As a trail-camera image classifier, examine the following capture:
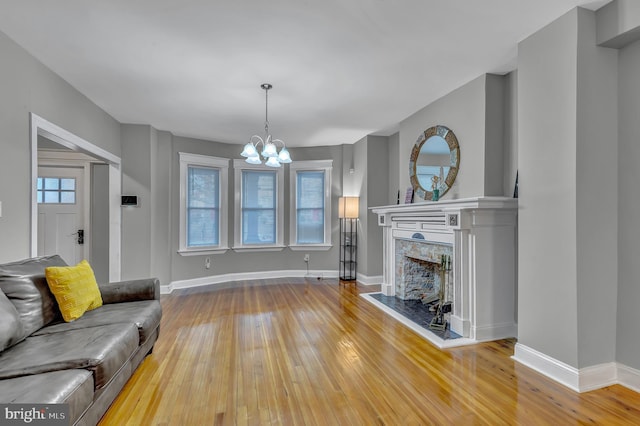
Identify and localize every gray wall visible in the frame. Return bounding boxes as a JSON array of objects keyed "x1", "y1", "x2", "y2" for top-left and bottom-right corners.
[
  {"x1": 518, "y1": 9, "x2": 581, "y2": 366},
  {"x1": 91, "y1": 164, "x2": 110, "y2": 283},
  {"x1": 484, "y1": 74, "x2": 506, "y2": 196},
  {"x1": 119, "y1": 124, "x2": 173, "y2": 286},
  {"x1": 518, "y1": 7, "x2": 619, "y2": 369},
  {"x1": 617, "y1": 38, "x2": 640, "y2": 370},
  {"x1": 397, "y1": 73, "x2": 510, "y2": 201},
  {"x1": 387, "y1": 132, "x2": 400, "y2": 205},
  {"x1": 0, "y1": 30, "x2": 121, "y2": 263},
  {"x1": 365, "y1": 136, "x2": 388, "y2": 278},
  {"x1": 353, "y1": 137, "x2": 368, "y2": 275},
  {"x1": 121, "y1": 124, "x2": 153, "y2": 279},
  {"x1": 503, "y1": 72, "x2": 518, "y2": 197},
  {"x1": 575, "y1": 8, "x2": 618, "y2": 368}
]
